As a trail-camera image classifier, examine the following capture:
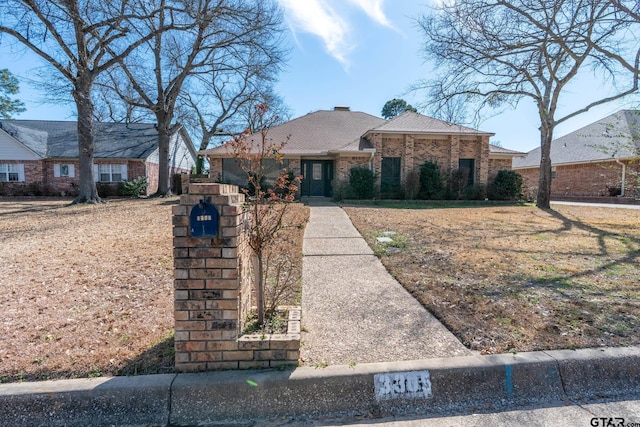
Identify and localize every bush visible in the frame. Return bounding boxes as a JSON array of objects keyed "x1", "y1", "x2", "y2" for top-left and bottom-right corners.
[
  {"x1": 464, "y1": 183, "x2": 487, "y2": 200},
  {"x1": 346, "y1": 167, "x2": 376, "y2": 199},
  {"x1": 404, "y1": 168, "x2": 421, "y2": 200},
  {"x1": 419, "y1": 161, "x2": 443, "y2": 199},
  {"x1": 96, "y1": 182, "x2": 119, "y2": 198},
  {"x1": 440, "y1": 168, "x2": 468, "y2": 200},
  {"x1": 487, "y1": 170, "x2": 524, "y2": 200},
  {"x1": 273, "y1": 171, "x2": 298, "y2": 199},
  {"x1": 119, "y1": 176, "x2": 149, "y2": 197}
]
